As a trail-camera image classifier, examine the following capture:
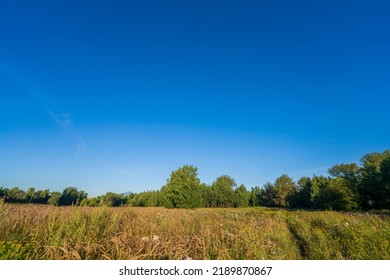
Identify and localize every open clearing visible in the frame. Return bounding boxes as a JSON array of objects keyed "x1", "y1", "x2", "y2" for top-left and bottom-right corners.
[{"x1": 1, "y1": 204, "x2": 389, "y2": 260}]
